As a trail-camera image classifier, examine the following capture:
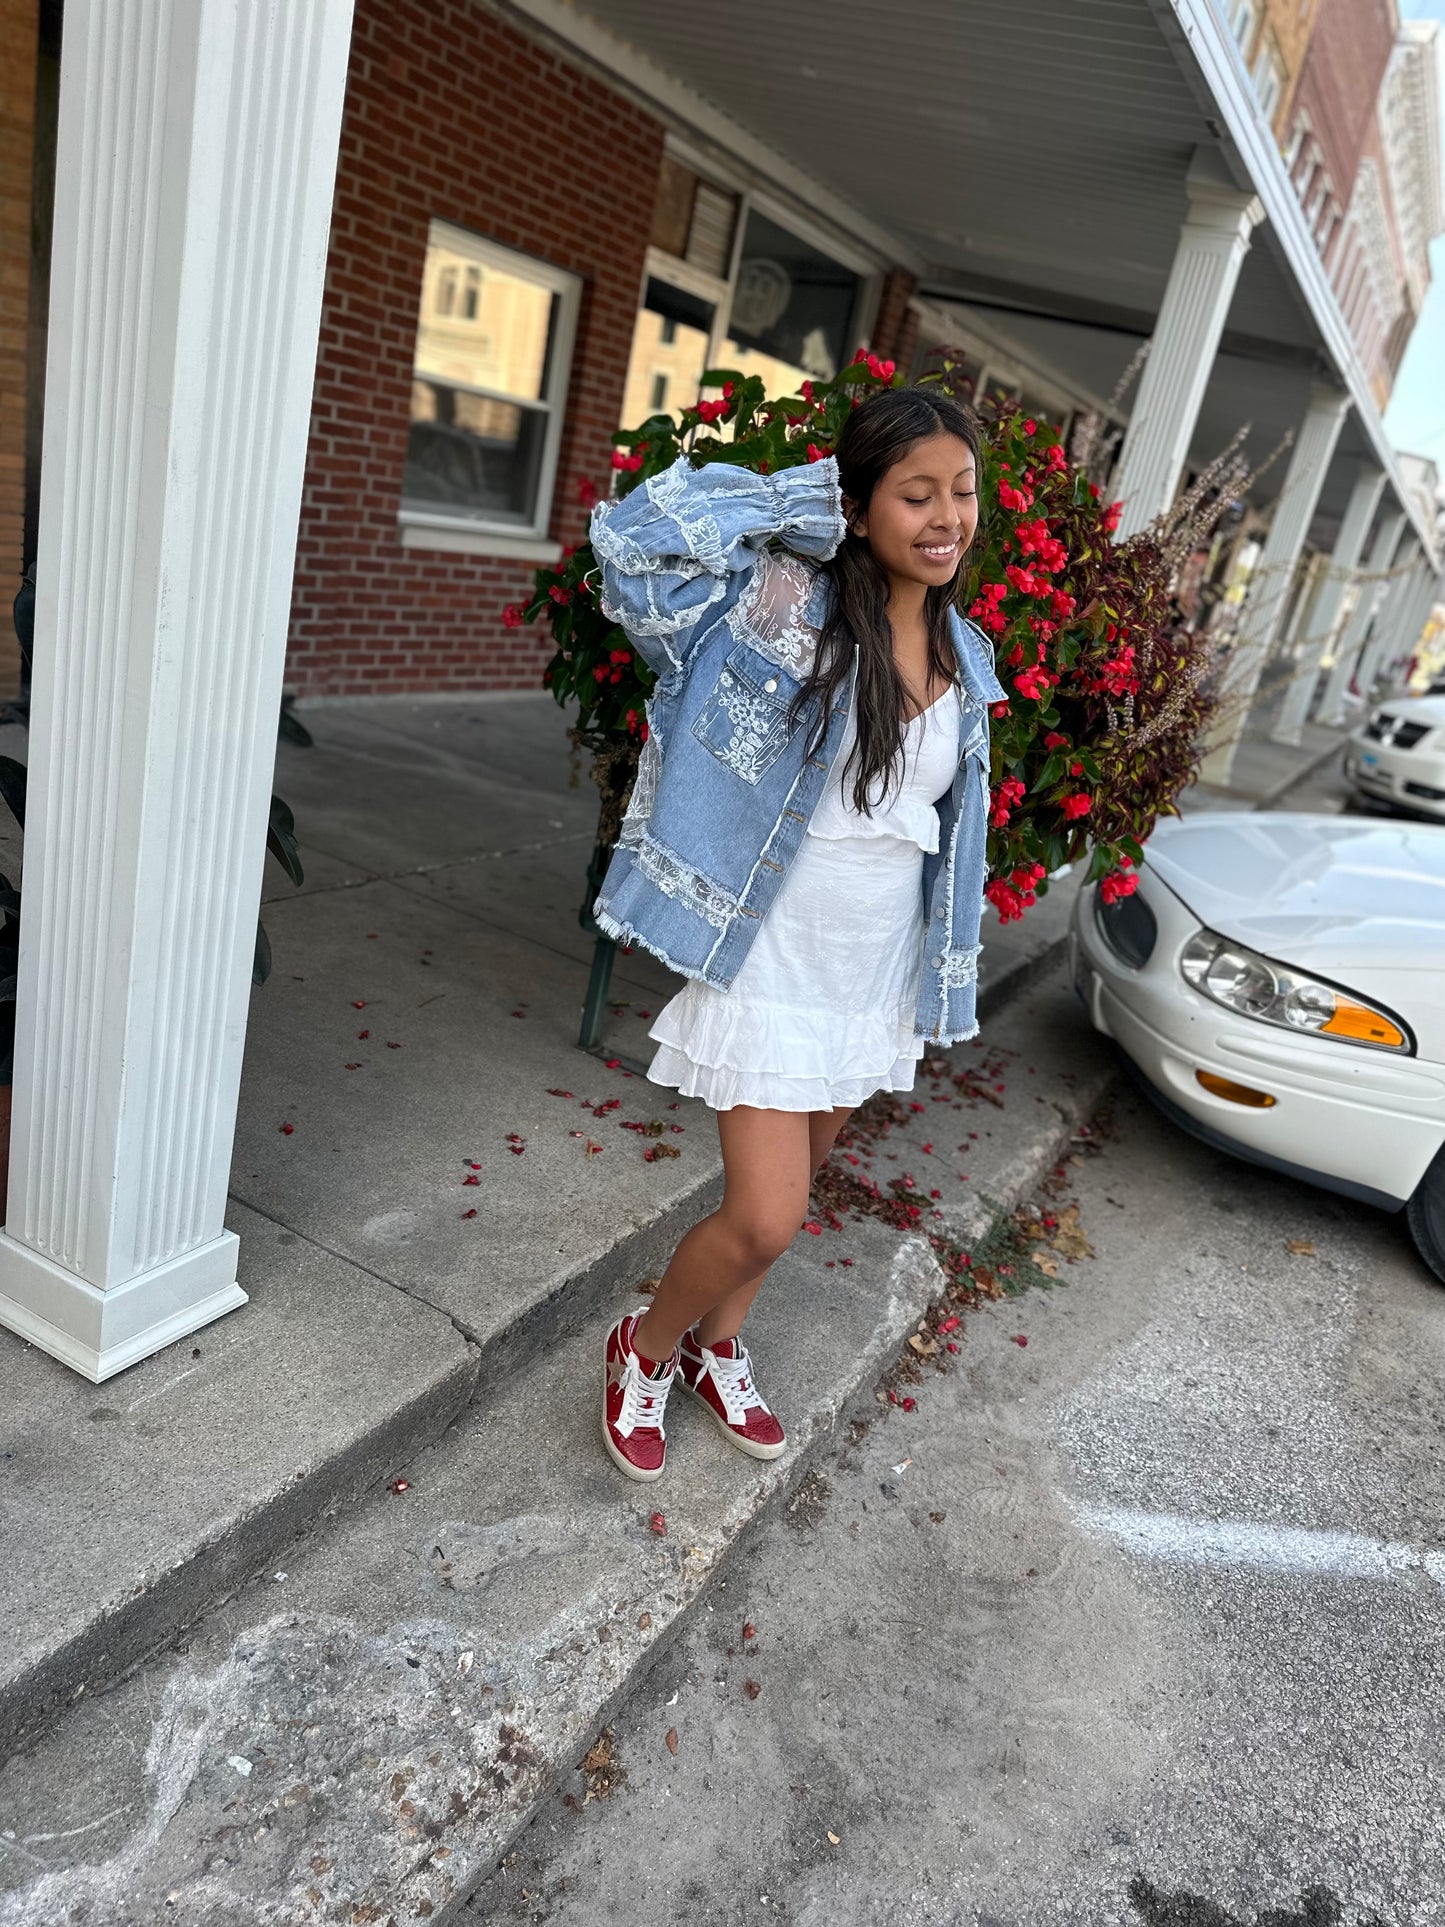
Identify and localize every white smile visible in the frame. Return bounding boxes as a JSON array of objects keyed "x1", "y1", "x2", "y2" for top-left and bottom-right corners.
[{"x1": 915, "y1": 541, "x2": 960, "y2": 561}]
